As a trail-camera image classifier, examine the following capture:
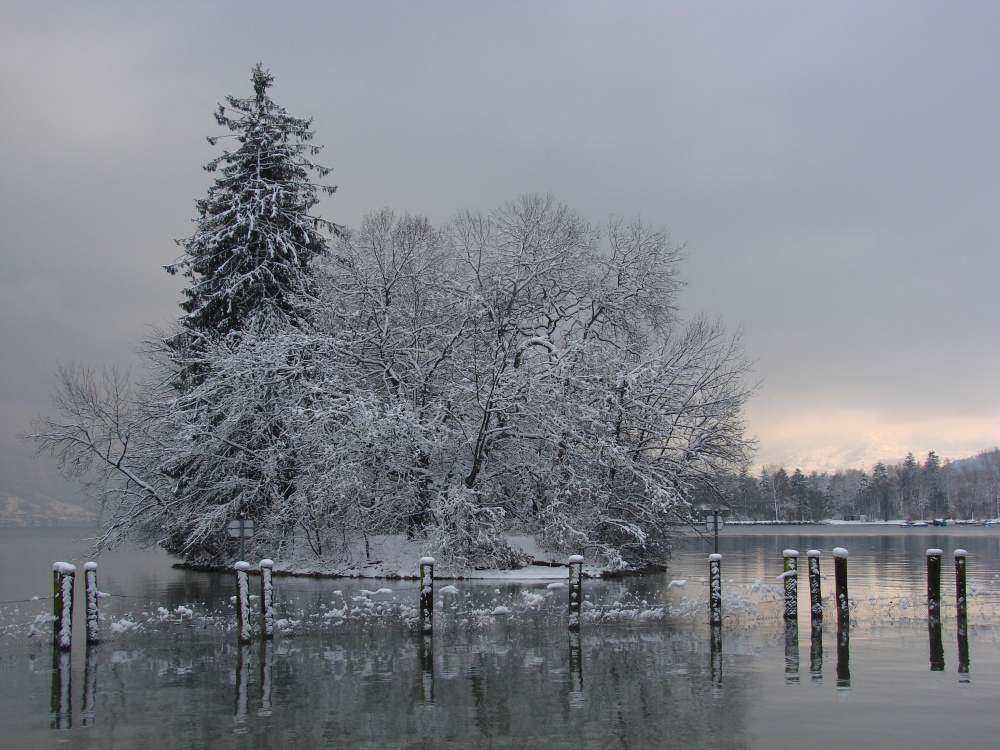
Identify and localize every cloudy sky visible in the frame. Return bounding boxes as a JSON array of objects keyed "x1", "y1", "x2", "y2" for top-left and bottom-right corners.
[{"x1": 2, "y1": 1, "x2": 998, "y2": 499}]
